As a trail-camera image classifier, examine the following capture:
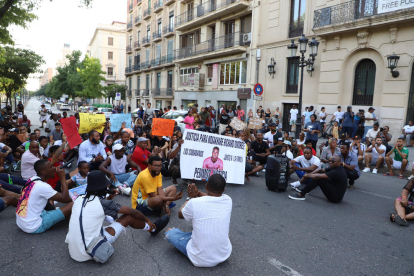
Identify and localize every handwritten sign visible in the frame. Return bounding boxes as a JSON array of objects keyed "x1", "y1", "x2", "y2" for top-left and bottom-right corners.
[
  {"x1": 248, "y1": 118, "x2": 263, "y2": 130},
  {"x1": 79, "y1": 113, "x2": 106, "y2": 134},
  {"x1": 152, "y1": 118, "x2": 175, "y2": 137},
  {"x1": 230, "y1": 117, "x2": 246, "y2": 131},
  {"x1": 60, "y1": 117, "x2": 82, "y2": 149},
  {"x1": 110, "y1": 114, "x2": 132, "y2": 132}
]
